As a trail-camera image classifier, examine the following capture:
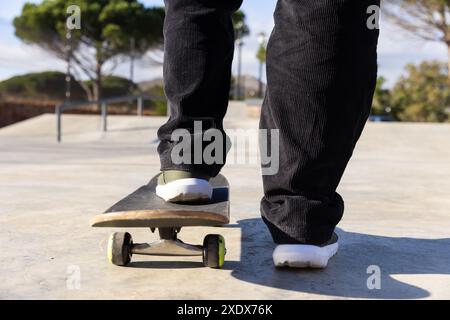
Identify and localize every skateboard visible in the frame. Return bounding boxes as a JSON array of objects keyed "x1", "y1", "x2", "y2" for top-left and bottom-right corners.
[{"x1": 91, "y1": 174, "x2": 229, "y2": 268}]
